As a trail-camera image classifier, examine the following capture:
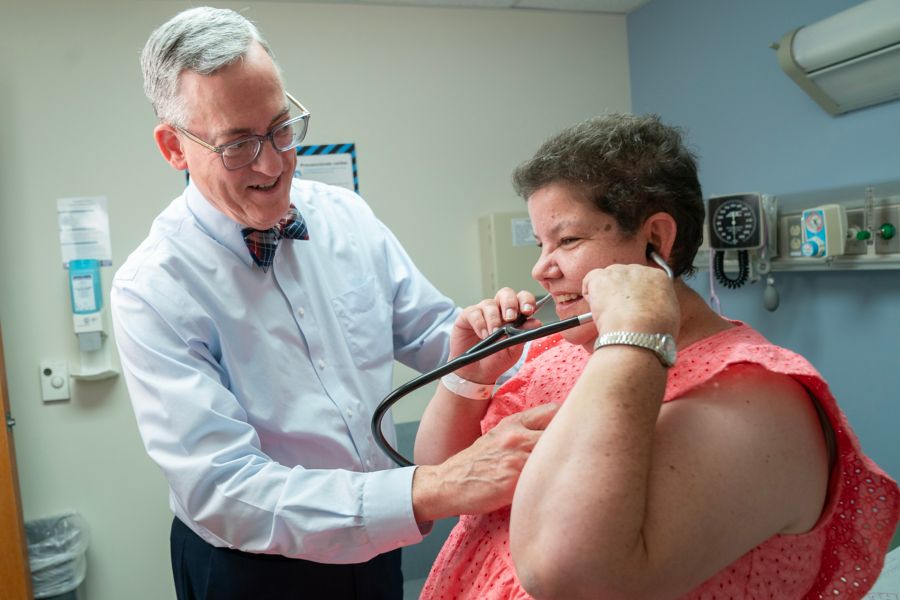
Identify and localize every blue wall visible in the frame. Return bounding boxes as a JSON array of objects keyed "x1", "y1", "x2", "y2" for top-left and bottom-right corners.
[{"x1": 628, "y1": 0, "x2": 900, "y2": 482}]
